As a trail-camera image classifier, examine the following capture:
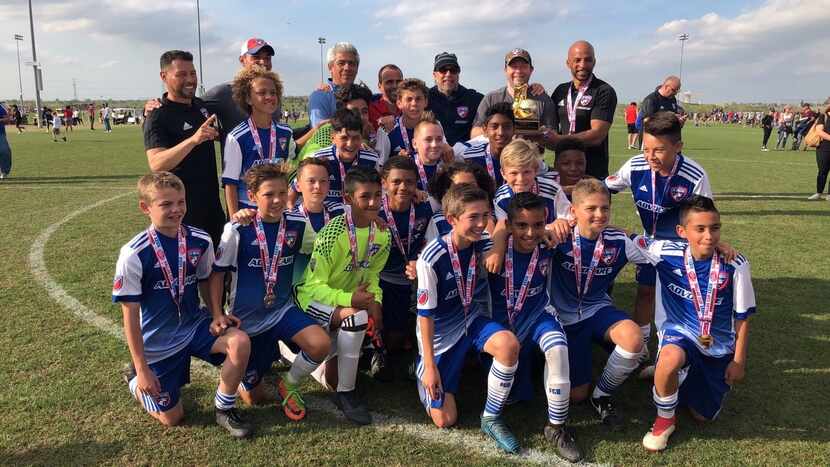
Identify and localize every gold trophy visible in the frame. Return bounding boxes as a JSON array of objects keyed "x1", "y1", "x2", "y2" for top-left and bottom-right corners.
[{"x1": 512, "y1": 84, "x2": 540, "y2": 135}]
